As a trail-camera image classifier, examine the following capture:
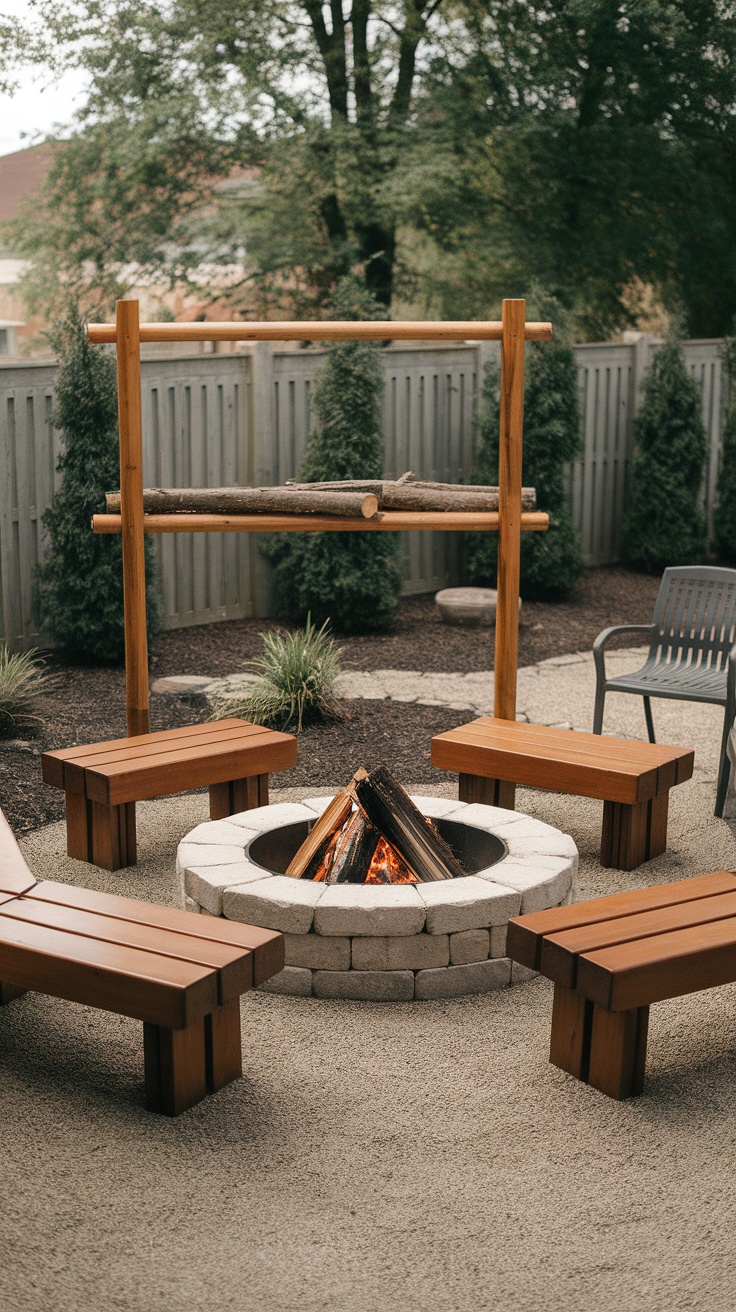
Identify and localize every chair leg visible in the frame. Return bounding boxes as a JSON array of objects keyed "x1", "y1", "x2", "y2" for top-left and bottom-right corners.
[
  {"x1": 643, "y1": 696, "x2": 656, "y2": 743},
  {"x1": 592, "y1": 683, "x2": 605, "y2": 735},
  {"x1": 714, "y1": 705, "x2": 733, "y2": 818}
]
